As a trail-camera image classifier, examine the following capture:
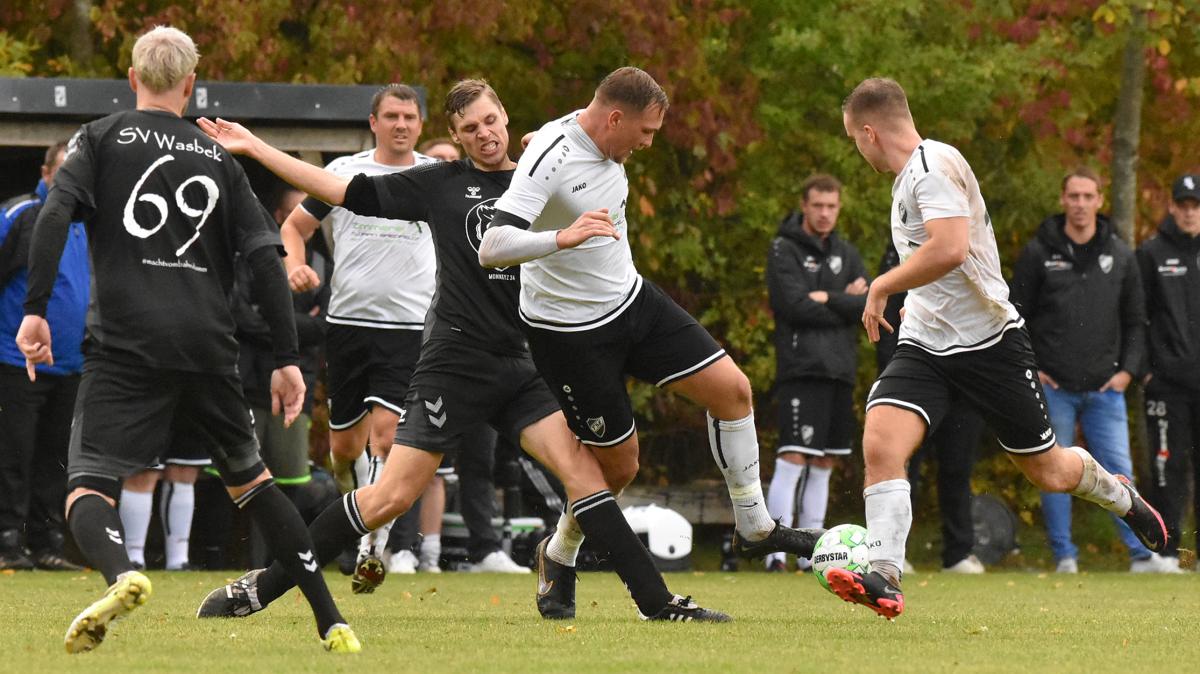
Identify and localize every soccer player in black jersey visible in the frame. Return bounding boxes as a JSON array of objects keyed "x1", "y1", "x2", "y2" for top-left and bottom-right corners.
[
  {"x1": 195, "y1": 80, "x2": 729, "y2": 623},
  {"x1": 15, "y1": 27, "x2": 358, "y2": 653}
]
